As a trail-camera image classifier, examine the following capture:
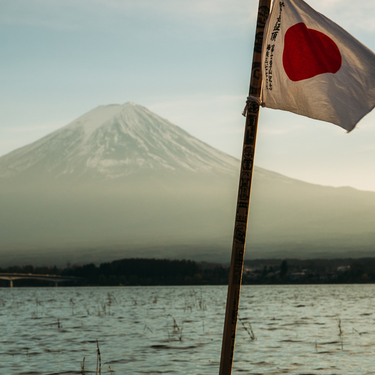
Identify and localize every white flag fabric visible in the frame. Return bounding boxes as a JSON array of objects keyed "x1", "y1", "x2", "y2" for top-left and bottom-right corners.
[{"x1": 261, "y1": 0, "x2": 375, "y2": 132}]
